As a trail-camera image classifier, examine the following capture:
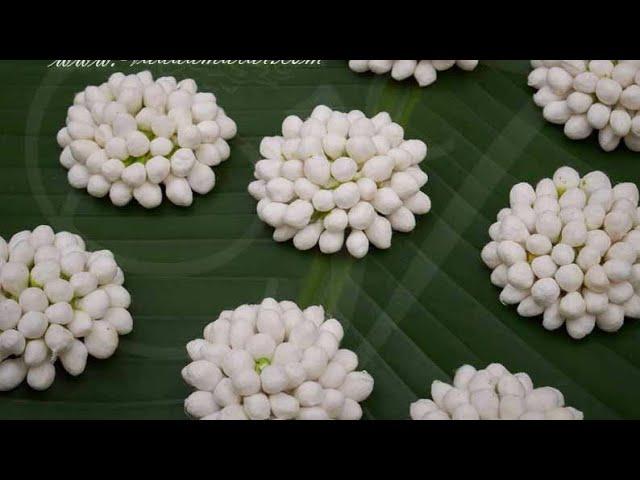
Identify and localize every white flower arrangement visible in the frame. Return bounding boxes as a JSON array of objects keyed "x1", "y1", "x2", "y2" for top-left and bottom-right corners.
[
  {"x1": 57, "y1": 71, "x2": 237, "y2": 208},
  {"x1": 349, "y1": 60, "x2": 478, "y2": 87},
  {"x1": 248, "y1": 106, "x2": 432, "y2": 258},
  {"x1": 183, "y1": 299, "x2": 374, "y2": 420},
  {"x1": 411, "y1": 363, "x2": 583, "y2": 420},
  {"x1": 528, "y1": 60, "x2": 640, "y2": 152},
  {"x1": 0, "y1": 226, "x2": 132, "y2": 391},
  {"x1": 482, "y1": 167, "x2": 640, "y2": 339}
]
